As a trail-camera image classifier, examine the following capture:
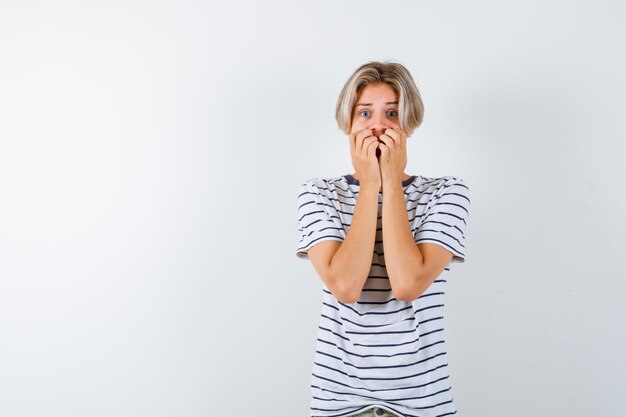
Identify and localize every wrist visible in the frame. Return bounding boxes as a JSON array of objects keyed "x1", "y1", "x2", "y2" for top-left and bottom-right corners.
[
  {"x1": 358, "y1": 176, "x2": 382, "y2": 190},
  {"x1": 359, "y1": 184, "x2": 380, "y2": 196},
  {"x1": 382, "y1": 175, "x2": 404, "y2": 186},
  {"x1": 381, "y1": 180, "x2": 404, "y2": 196}
]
